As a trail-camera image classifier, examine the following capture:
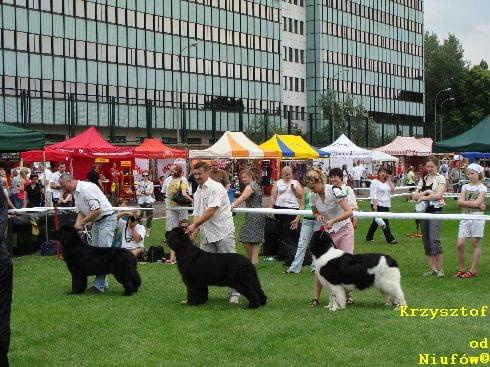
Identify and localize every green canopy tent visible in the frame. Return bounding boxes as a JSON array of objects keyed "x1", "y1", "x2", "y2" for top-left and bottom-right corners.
[
  {"x1": 433, "y1": 114, "x2": 490, "y2": 153},
  {"x1": 0, "y1": 123, "x2": 45, "y2": 152}
]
